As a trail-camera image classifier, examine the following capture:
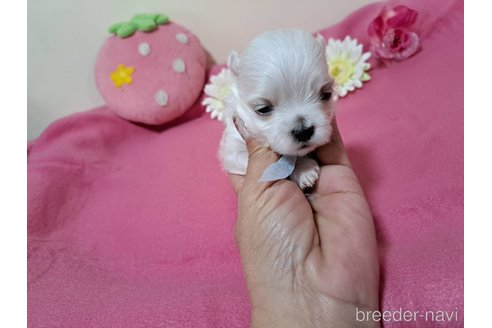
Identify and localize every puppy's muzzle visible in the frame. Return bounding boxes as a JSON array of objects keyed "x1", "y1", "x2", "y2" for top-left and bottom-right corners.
[{"x1": 291, "y1": 125, "x2": 315, "y2": 142}]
